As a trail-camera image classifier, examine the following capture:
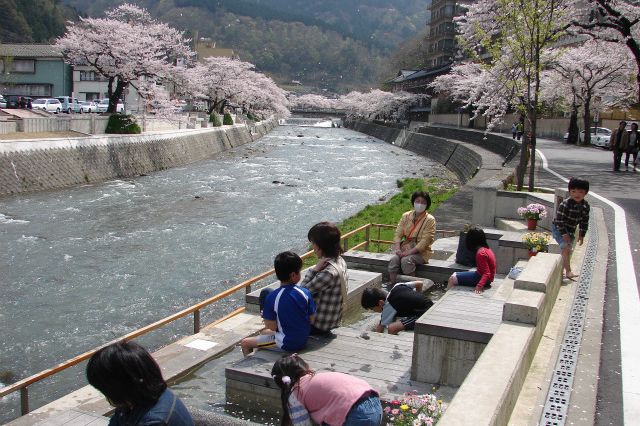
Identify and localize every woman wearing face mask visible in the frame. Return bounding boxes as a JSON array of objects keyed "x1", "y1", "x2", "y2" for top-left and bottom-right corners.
[{"x1": 388, "y1": 191, "x2": 436, "y2": 285}]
